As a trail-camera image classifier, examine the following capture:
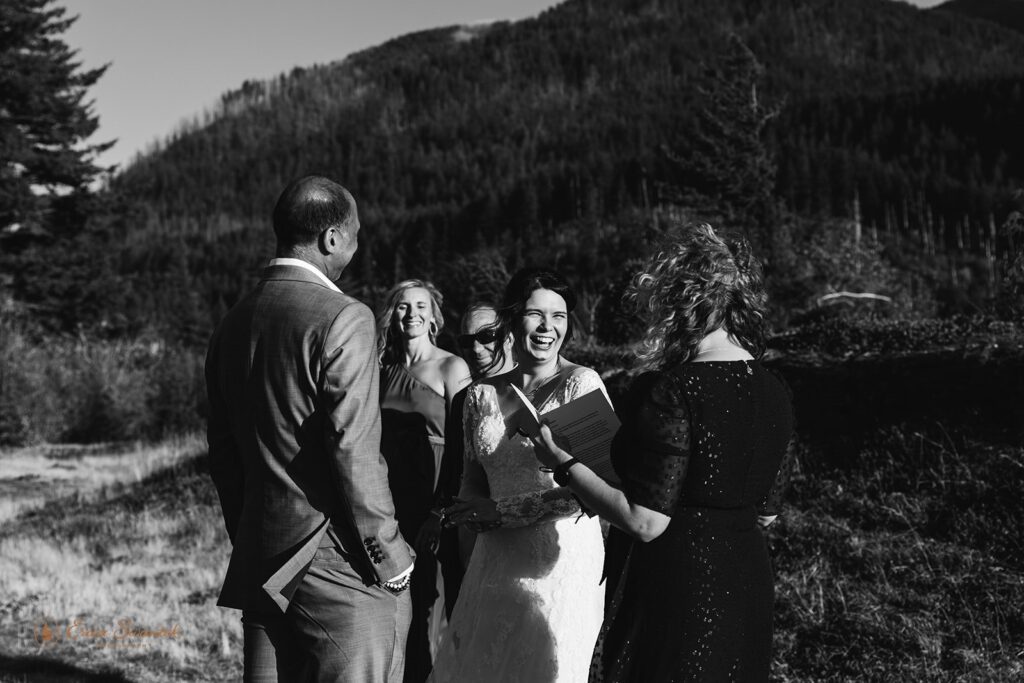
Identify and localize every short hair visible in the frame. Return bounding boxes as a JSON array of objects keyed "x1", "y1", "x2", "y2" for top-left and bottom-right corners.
[
  {"x1": 272, "y1": 175, "x2": 356, "y2": 249},
  {"x1": 627, "y1": 222, "x2": 767, "y2": 370},
  {"x1": 487, "y1": 267, "x2": 577, "y2": 373},
  {"x1": 375, "y1": 279, "x2": 446, "y2": 364}
]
